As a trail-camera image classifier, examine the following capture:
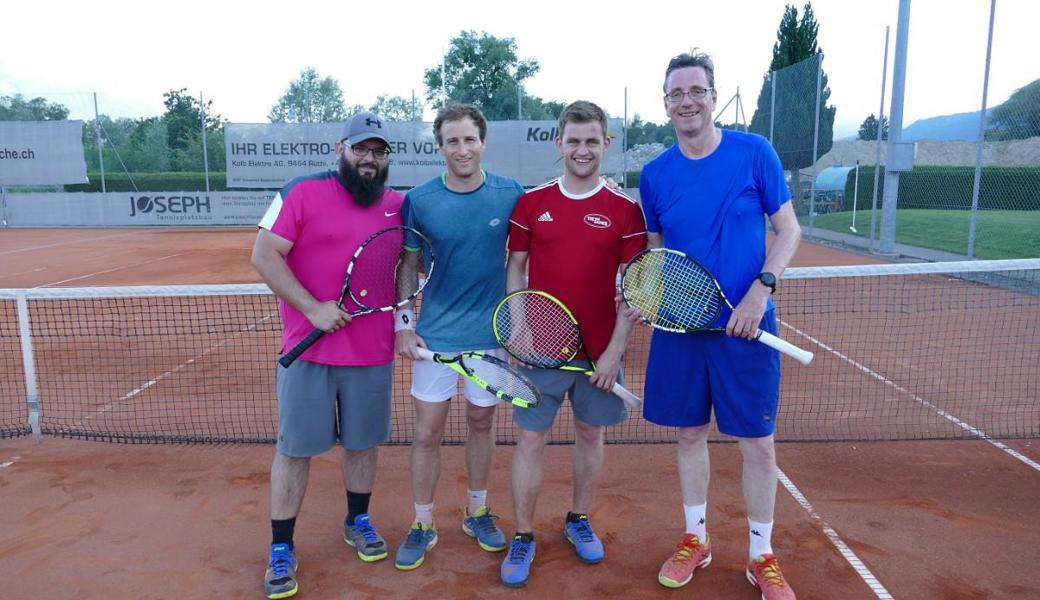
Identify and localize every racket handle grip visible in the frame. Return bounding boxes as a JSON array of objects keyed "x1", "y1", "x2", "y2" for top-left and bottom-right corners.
[
  {"x1": 611, "y1": 382, "x2": 643, "y2": 410},
  {"x1": 278, "y1": 328, "x2": 326, "y2": 368},
  {"x1": 757, "y1": 330, "x2": 814, "y2": 365},
  {"x1": 413, "y1": 347, "x2": 436, "y2": 361}
]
